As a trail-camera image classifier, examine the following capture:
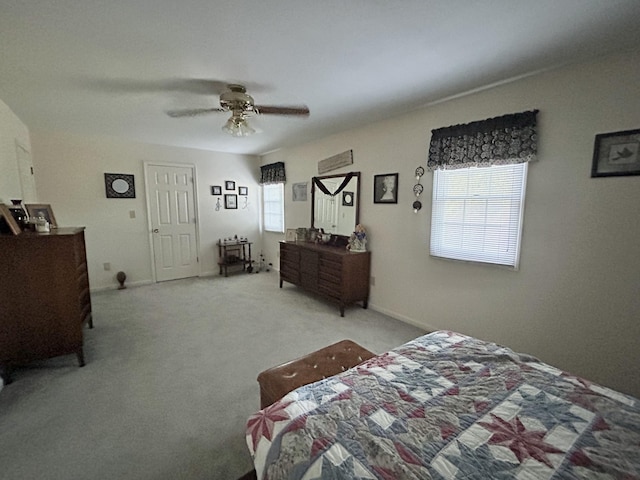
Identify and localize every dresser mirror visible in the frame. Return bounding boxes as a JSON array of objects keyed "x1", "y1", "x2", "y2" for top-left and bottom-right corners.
[{"x1": 311, "y1": 171, "x2": 360, "y2": 236}]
